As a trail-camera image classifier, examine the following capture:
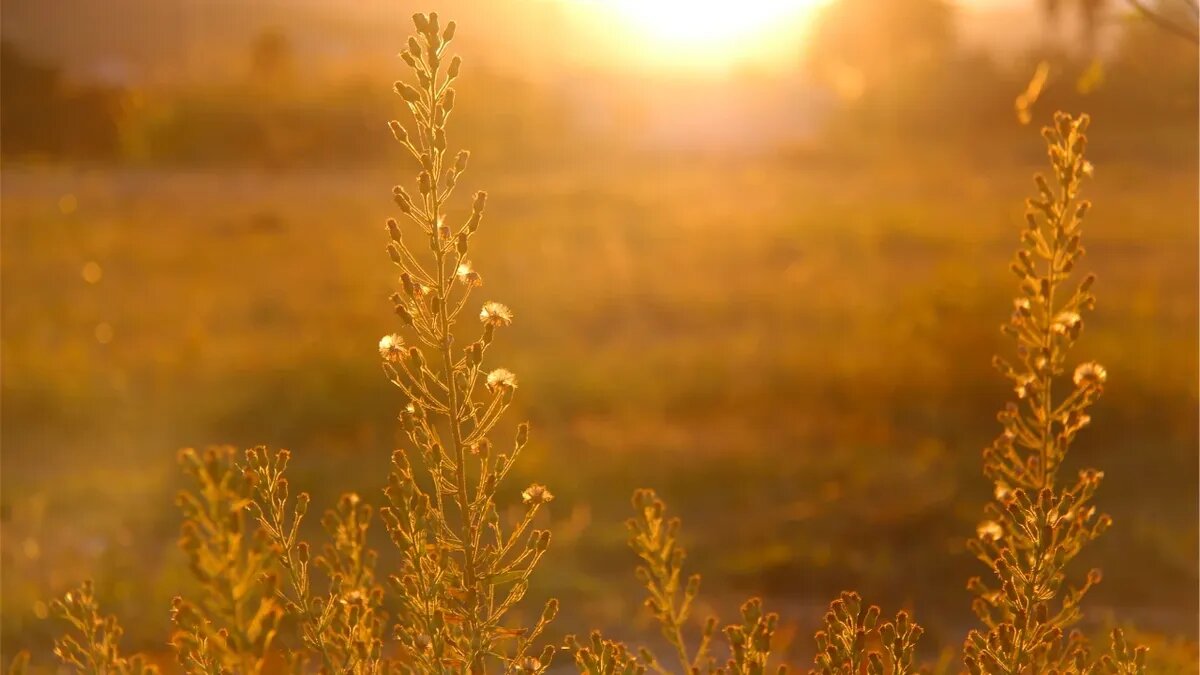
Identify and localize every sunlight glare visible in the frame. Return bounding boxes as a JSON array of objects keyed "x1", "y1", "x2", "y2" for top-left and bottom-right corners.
[{"x1": 575, "y1": 0, "x2": 828, "y2": 71}]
